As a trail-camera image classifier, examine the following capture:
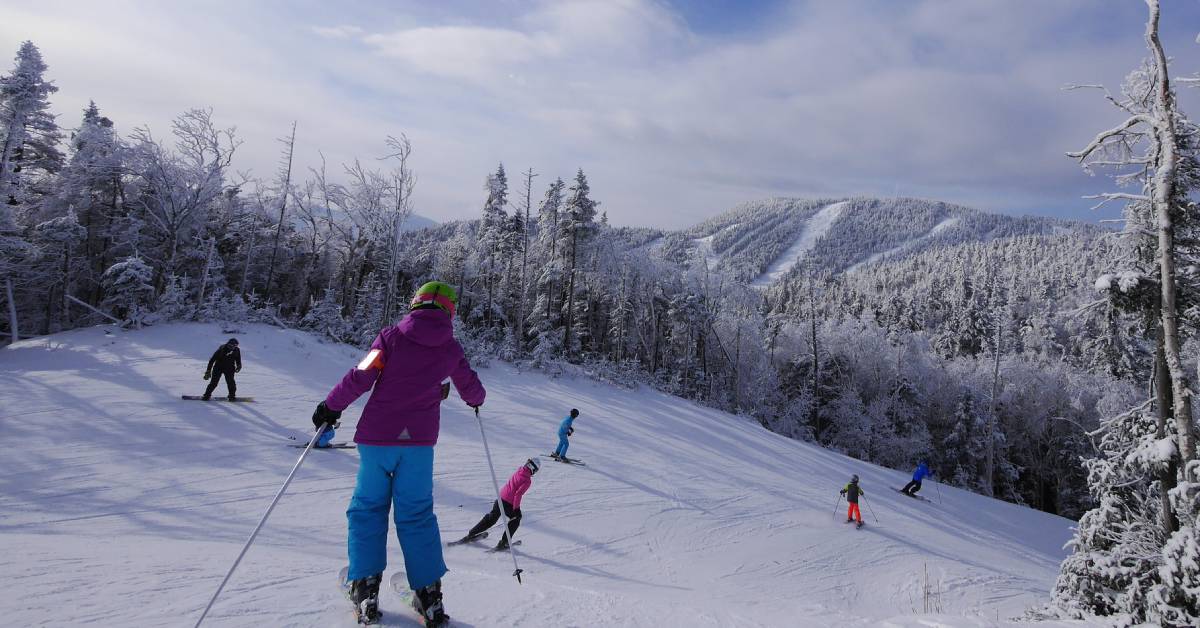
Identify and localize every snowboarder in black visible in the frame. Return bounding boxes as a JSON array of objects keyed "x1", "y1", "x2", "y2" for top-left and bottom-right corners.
[{"x1": 203, "y1": 338, "x2": 241, "y2": 400}]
